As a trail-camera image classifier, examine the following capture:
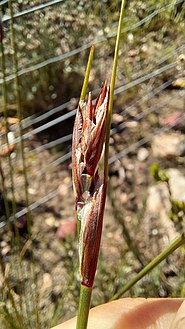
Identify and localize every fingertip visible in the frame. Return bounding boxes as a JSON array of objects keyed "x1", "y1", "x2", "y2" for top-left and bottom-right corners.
[
  {"x1": 51, "y1": 298, "x2": 185, "y2": 329},
  {"x1": 114, "y1": 298, "x2": 184, "y2": 329},
  {"x1": 170, "y1": 300, "x2": 185, "y2": 329}
]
